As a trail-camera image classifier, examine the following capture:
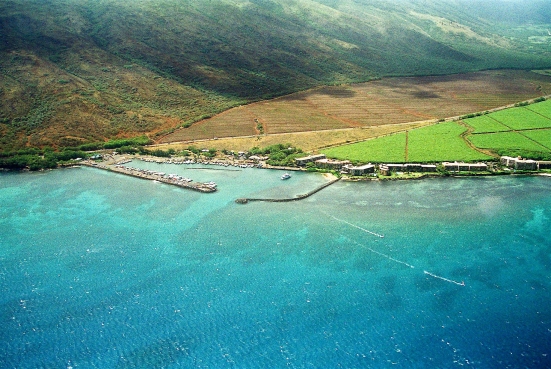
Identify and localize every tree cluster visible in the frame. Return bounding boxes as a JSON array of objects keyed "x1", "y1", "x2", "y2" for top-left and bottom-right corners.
[{"x1": 250, "y1": 143, "x2": 303, "y2": 166}]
